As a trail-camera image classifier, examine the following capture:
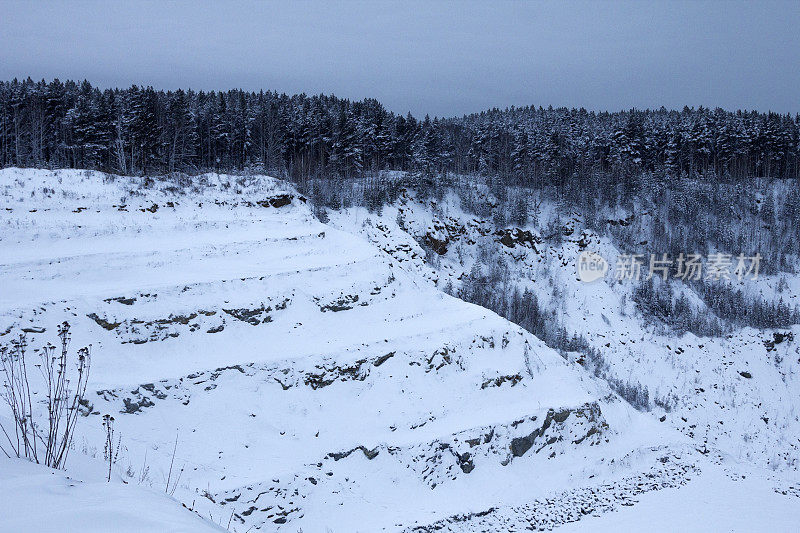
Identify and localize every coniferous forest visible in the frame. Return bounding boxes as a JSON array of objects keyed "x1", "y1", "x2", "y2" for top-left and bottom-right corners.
[{"x1": 1, "y1": 78, "x2": 799, "y2": 184}]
